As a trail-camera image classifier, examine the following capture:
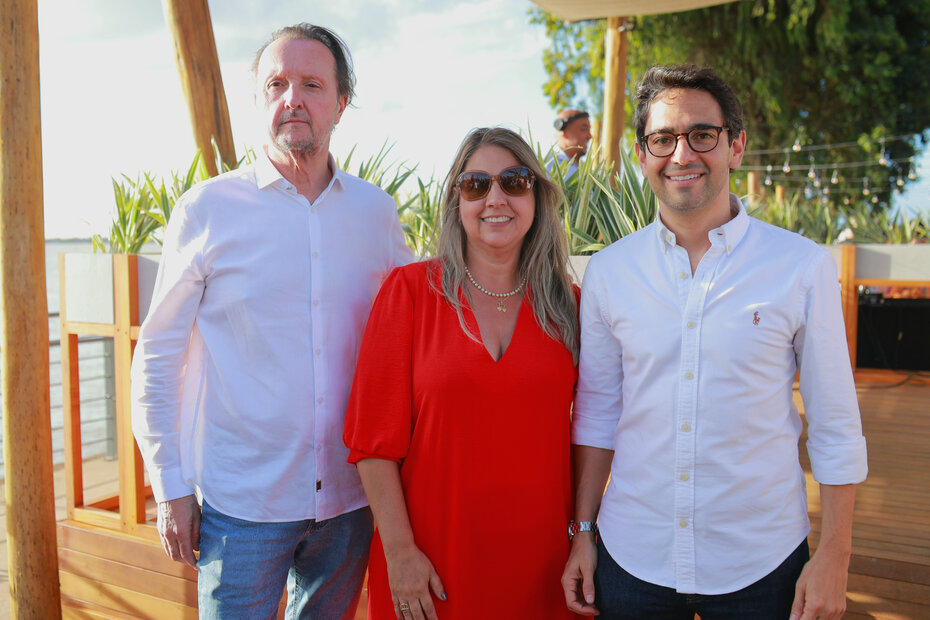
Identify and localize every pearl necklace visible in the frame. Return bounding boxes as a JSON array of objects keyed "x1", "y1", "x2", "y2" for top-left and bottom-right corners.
[{"x1": 463, "y1": 265, "x2": 527, "y2": 313}]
